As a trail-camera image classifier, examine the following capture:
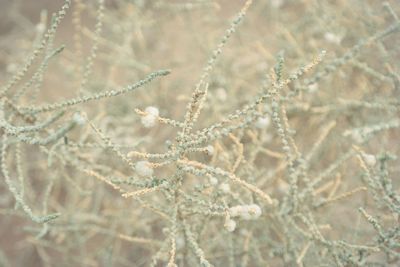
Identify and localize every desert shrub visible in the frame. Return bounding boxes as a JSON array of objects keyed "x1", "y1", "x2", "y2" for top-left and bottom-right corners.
[{"x1": 0, "y1": 0, "x2": 399, "y2": 266}]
